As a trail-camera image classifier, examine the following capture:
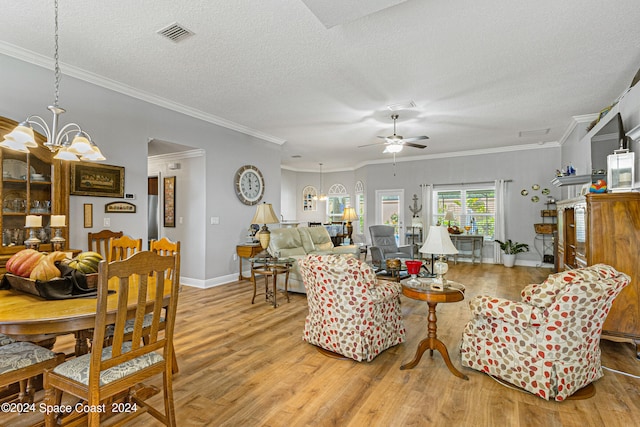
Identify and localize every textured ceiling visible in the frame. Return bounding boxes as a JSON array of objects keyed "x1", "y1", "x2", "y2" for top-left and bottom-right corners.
[{"x1": 1, "y1": 0, "x2": 639, "y2": 171}]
